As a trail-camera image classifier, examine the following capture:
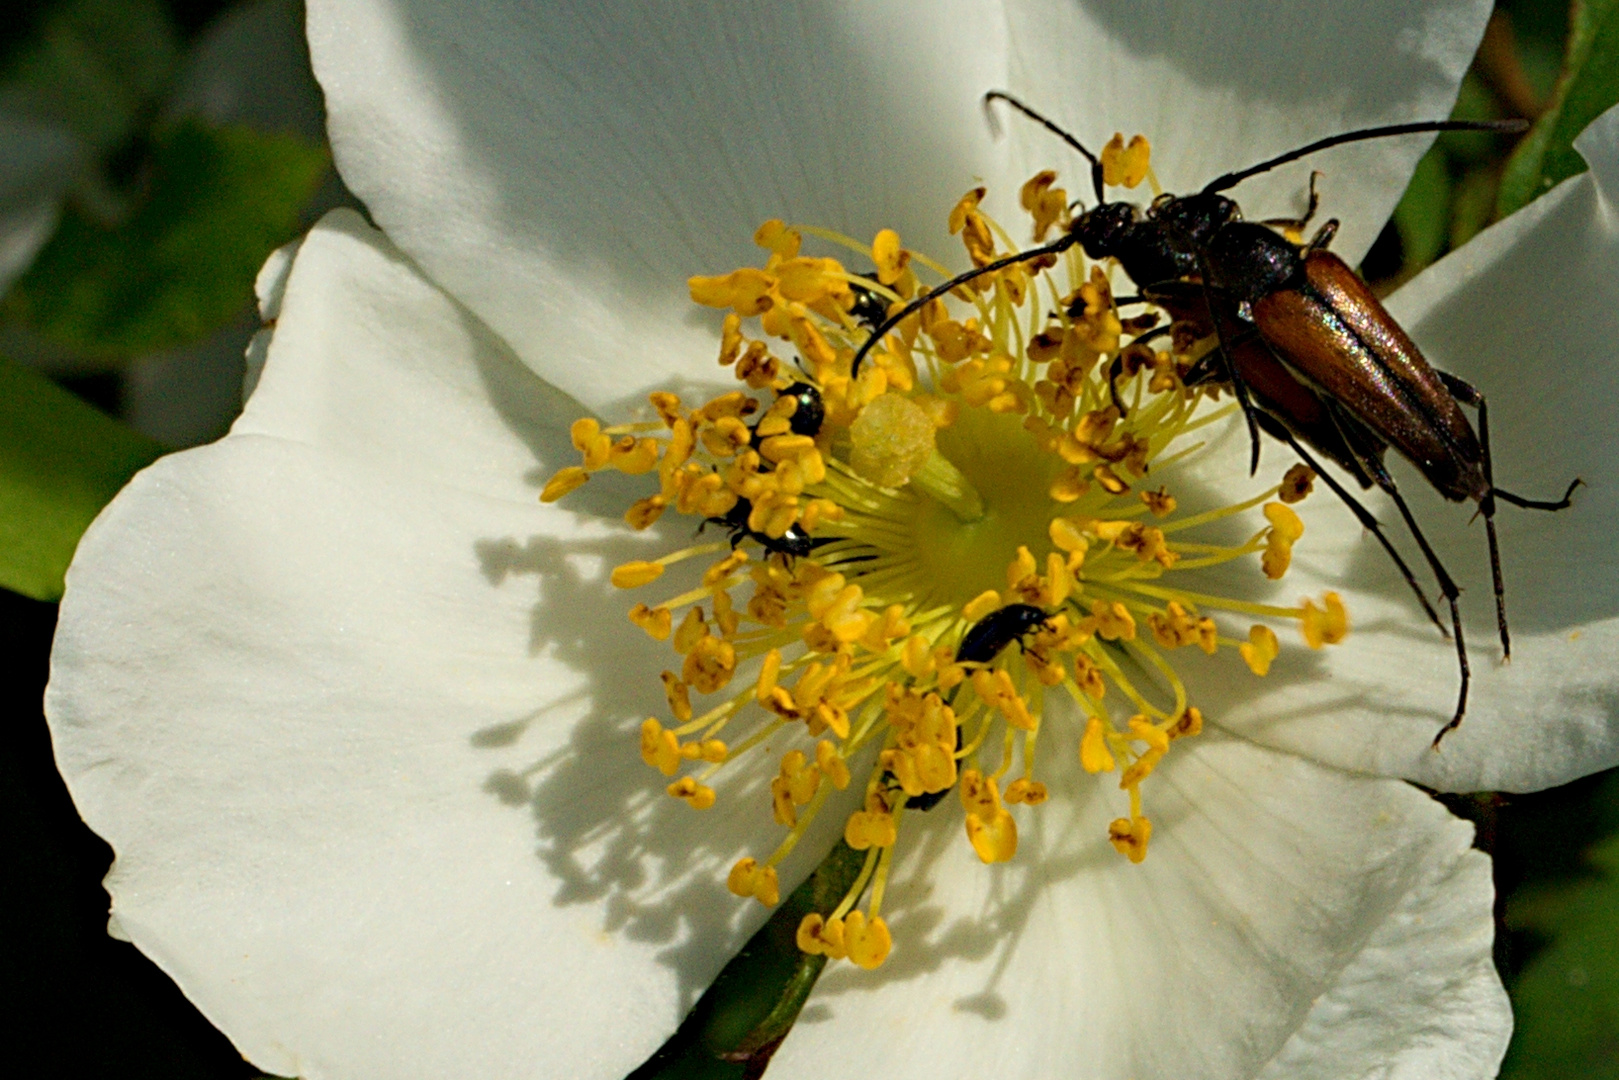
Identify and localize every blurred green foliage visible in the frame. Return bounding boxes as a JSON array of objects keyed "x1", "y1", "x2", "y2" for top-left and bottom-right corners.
[
  {"x1": 1374, "y1": 0, "x2": 1619, "y2": 286},
  {"x1": 0, "y1": 354, "x2": 162, "y2": 600},
  {"x1": 1500, "y1": 775, "x2": 1619, "y2": 1077},
  {"x1": 1500, "y1": 0, "x2": 1619, "y2": 215},
  {"x1": 1, "y1": 119, "x2": 327, "y2": 358},
  {"x1": 3, "y1": 0, "x2": 179, "y2": 153}
]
